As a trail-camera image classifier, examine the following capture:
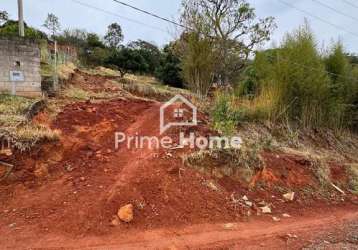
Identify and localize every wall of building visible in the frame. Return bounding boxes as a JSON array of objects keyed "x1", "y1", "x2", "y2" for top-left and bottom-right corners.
[{"x1": 0, "y1": 37, "x2": 42, "y2": 98}]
